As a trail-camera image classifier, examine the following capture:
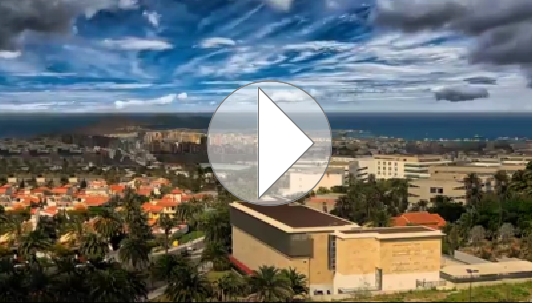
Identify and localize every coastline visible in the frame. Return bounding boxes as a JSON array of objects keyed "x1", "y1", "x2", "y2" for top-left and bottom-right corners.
[{"x1": 0, "y1": 112, "x2": 530, "y2": 141}]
